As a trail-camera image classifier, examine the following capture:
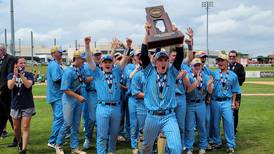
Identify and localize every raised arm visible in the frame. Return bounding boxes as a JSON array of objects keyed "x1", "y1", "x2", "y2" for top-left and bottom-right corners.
[
  {"x1": 129, "y1": 64, "x2": 140, "y2": 79},
  {"x1": 140, "y1": 23, "x2": 151, "y2": 69},
  {"x1": 85, "y1": 37, "x2": 96, "y2": 71},
  {"x1": 172, "y1": 25, "x2": 184, "y2": 70},
  {"x1": 185, "y1": 27, "x2": 194, "y2": 64},
  {"x1": 119, "y1": 37, "x2": 131, "y2": 70},
  {"x1": 110, "y1": 38, "x2": 118, "y2": 56}
]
